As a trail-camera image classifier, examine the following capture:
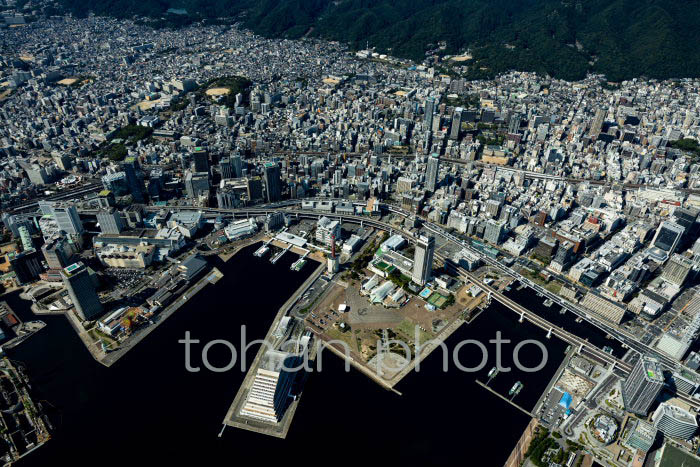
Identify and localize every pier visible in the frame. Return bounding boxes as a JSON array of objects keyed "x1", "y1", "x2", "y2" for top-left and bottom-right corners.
[
  {"x1": 475, "y1": 380, "x2": 534, "y2": 418},
  {"x1": 222, "y1": 261, "x2": 325, "y2": 439},
  {"x1": 270, "y1": 244, "x2": 291, "y2": 264},
  {"x1": 291, "y1": 251, "x2": 309, "y2": 271},
  {"x1": 254, "y1": 239, "x2": 272, "y2": 257}
]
